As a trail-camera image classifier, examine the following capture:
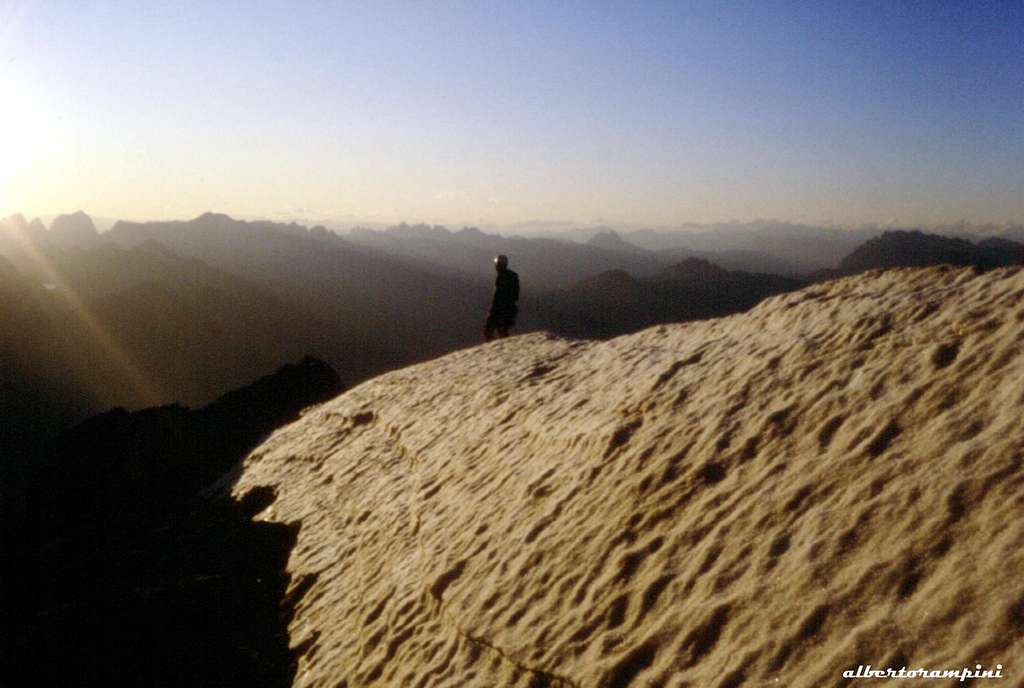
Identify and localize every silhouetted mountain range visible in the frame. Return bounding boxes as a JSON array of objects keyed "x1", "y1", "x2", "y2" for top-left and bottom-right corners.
[
  {"x1": 1, "y1": 211, "x2": 100, "y2": 256},
  {"x1": 105, "y1": 214, "x2": 487, "y2": 373},
  {"x1": 1, "y1": 213, "x2": 46, "y2": 262},
  {"x1": 347, "y1": 222, "x2": 668, "y2": 288},
  {"x1": 546, "y1": 221, "x2": 880, "y2": 273},
  {"x1": 587, "y1": 229, "x2": 649, "y2": 255},
  {"x1": 6, "y1": 212, "x2": 1024, "y2": 461},
  {"x1": 826, "y1": 230, "x2": 1024, "y2": 277},
  {"x1": 349, "y1": 223, "x2": 856, "y2": 279},
  {"x1": 0, "y1": 238, "x2": 346, "y2": 459},
  {"x1": 577, "y1": 220, "x2": 1024, "y2": 273},
  {"x1": 656, "y1": 245, "x2": 805, "y2": 277},
  {"x1": 541, "y1": 258, "x2": 804, "y2": 339}
]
